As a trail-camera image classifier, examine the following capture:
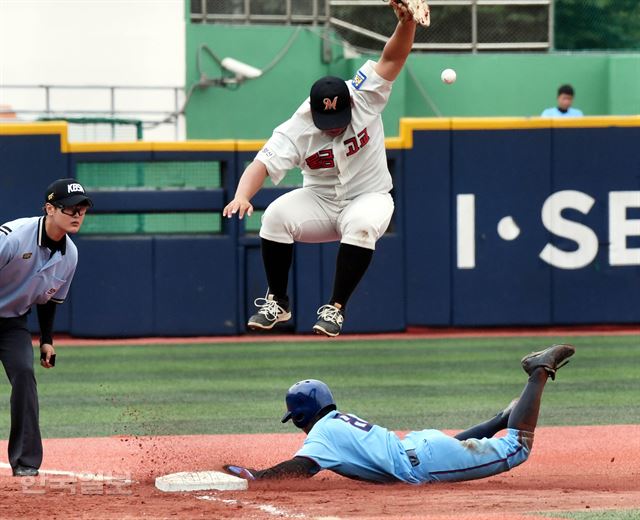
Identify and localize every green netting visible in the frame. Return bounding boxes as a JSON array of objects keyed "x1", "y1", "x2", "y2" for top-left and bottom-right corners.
[
  {"x1": 243, "y1": 161, "x2": 302, "y2": 188},
  {"x1": 39, "y1": 117, "x2": 143, "y2": 141},
  {"x1": 555, "y1": 0, "x2": 640, "y2": 50},
  {"x1": 80, "y1": 212, "x2": 222, "y2": 235},
  {"x1": 265, "y1": 168, "x2": 303, "y2": 188},
  {"x1": 244, "y1": 210, "x2": 263, "y2": 233},
  {"x1": 77, "y1": 161, "x2": 222, "y2": 189}
]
